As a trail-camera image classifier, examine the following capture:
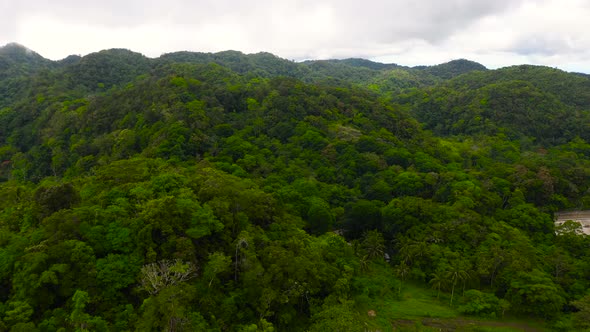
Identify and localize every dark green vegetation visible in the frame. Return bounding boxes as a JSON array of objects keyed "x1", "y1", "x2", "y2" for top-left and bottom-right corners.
[{"x1": 1, "y1": 42, "x2": 590, "y2": 331}]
